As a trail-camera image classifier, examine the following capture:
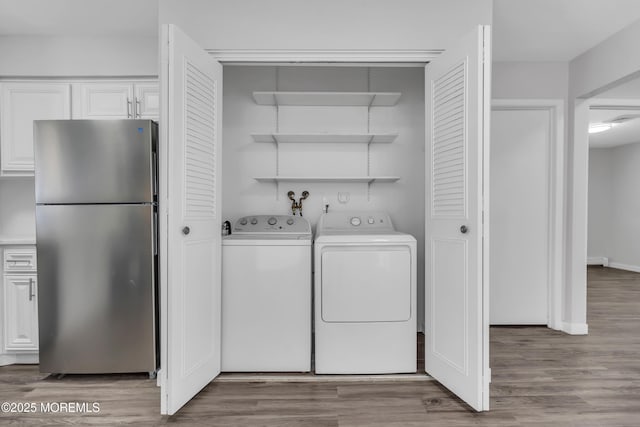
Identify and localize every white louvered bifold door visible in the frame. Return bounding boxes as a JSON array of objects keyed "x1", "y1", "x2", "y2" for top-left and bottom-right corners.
[
  {"x1": 160, "y1": 24, "x2": 223, "y2": 415},
  {"x1": 424, "y1": 26, "x2": 491, "y2": 412}
]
